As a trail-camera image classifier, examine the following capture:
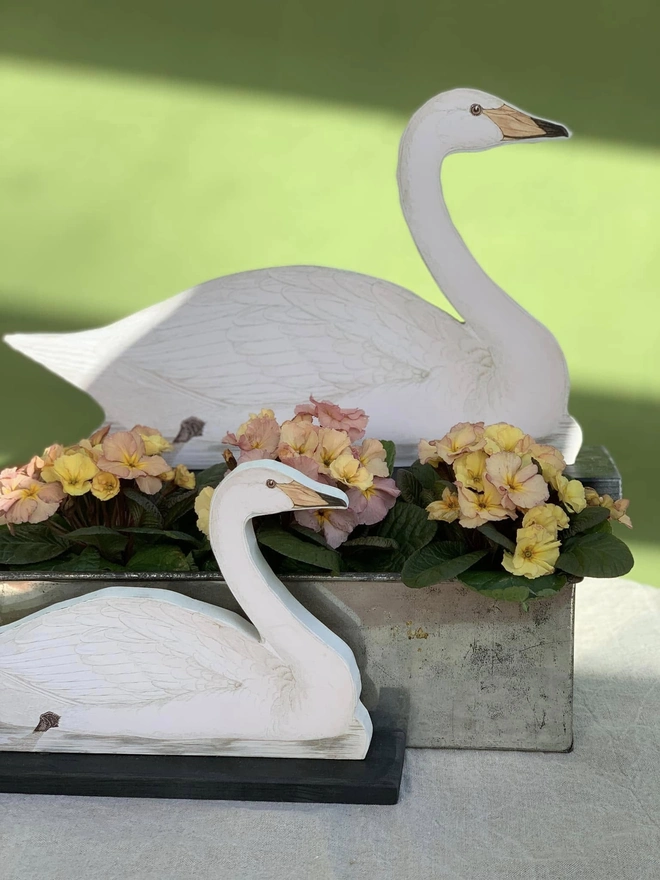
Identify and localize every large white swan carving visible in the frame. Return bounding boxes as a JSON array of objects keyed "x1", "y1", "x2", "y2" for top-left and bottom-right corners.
[
  {"x1": 0, "y1": 461, "x2": 372, "y2": 758},
  {"x1": 4, "y1": 88, "x2": 581, "y2": 466}
]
